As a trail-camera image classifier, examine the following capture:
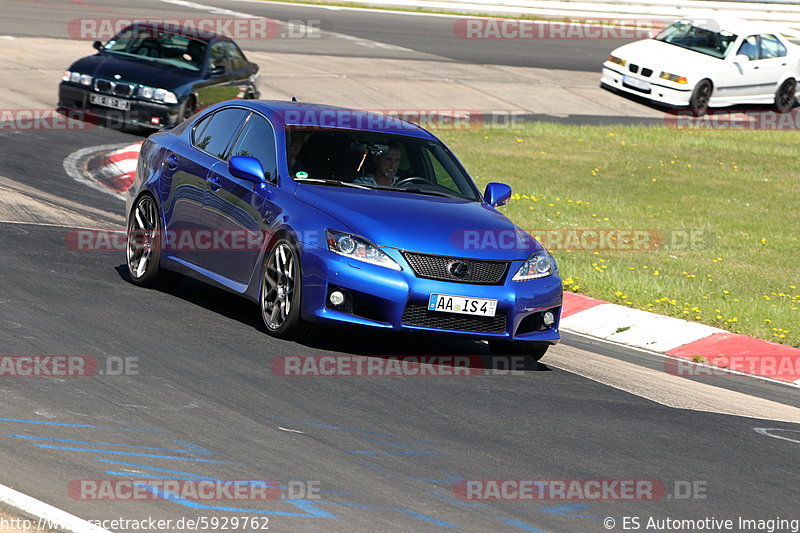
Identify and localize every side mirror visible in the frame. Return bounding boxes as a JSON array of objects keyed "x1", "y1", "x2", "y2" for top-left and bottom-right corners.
[
  {"x1": 229, "y1": 156, "x2": 267, "y2": 184},
  {"x1": 209, "y1": 65, "x2": 226, "y2": 76},
  {"x1": 733, "y1": 54, "x2": 750, "y2": 63},
  {"x1": 93, "y1": 40, "x2": 103, "y2": 51},
  {"x1": 484, "y1": 182, "x2": 512, "y2": 207}
]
